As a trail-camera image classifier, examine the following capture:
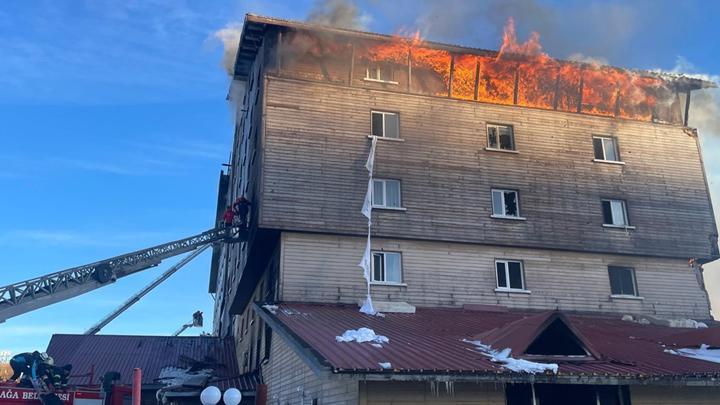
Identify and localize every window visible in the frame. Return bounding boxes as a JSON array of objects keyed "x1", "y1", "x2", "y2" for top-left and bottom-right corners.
[
  {"x1": 372, "y1": 179, "x2": 401, "y2": 208},
  {"x1": 601, "y1": 199, "x2": 629, "y2": 227},
  {"x1": 593, "y1": 136, "x2": 620, "y2": 162},
  {"x1": 372, "y1": 251, "x2": 402, "y2": 283},
  {"x1": 371, "y1": 111, "x2": 399, "y2": 138},
  {"x1": 365, "y1": 64, "x2": 395, "y2": 83},
  {"x1": 487, "y1": 124, "x2": 515, "y2": 151},
  {"x1": 495, "y1": 260, "x2": 525, "y2": 290},
  {"x1": 608, "y1": 266, "x2": 638, "y2": 296},
  {"x1": 492, "y1": 189, "x2": 522, "y2": 219}
]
